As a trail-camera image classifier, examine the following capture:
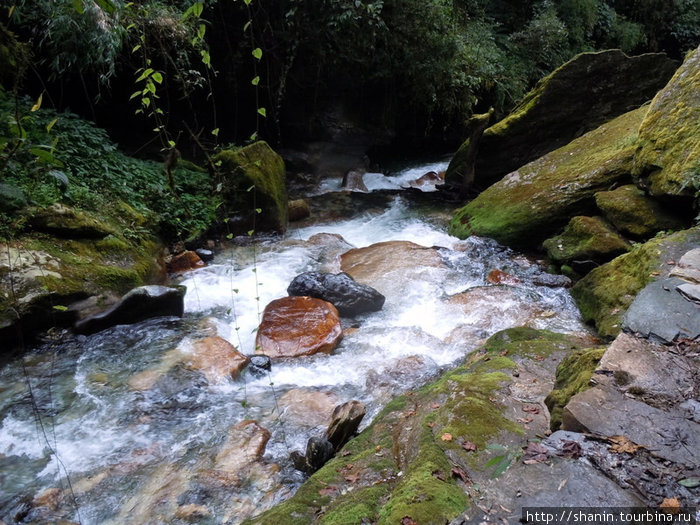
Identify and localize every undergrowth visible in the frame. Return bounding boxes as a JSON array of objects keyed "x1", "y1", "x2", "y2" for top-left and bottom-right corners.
[{"x1": 0, "y1": 88, "x2": 220, "y2": 241}]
